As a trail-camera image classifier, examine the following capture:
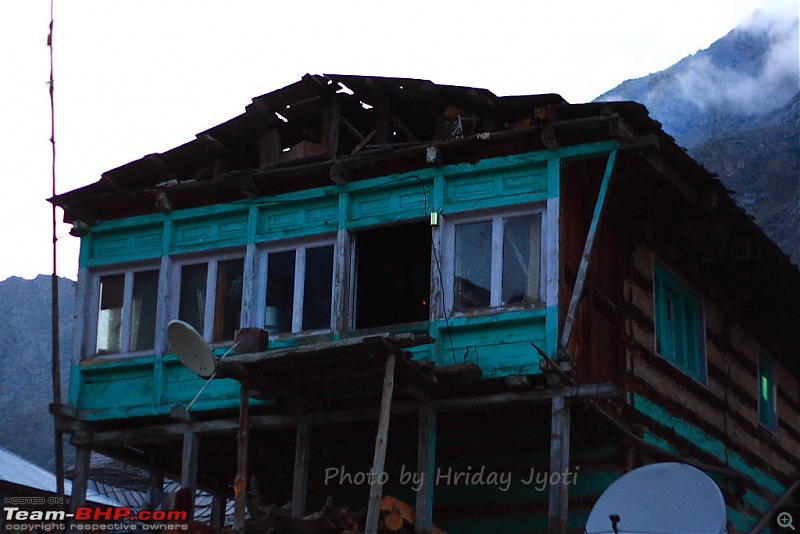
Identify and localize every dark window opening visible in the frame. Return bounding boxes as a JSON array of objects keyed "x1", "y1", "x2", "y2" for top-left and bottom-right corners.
[{"x1": 355, "y1": 222, "x2": 431, "y2": 329}]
